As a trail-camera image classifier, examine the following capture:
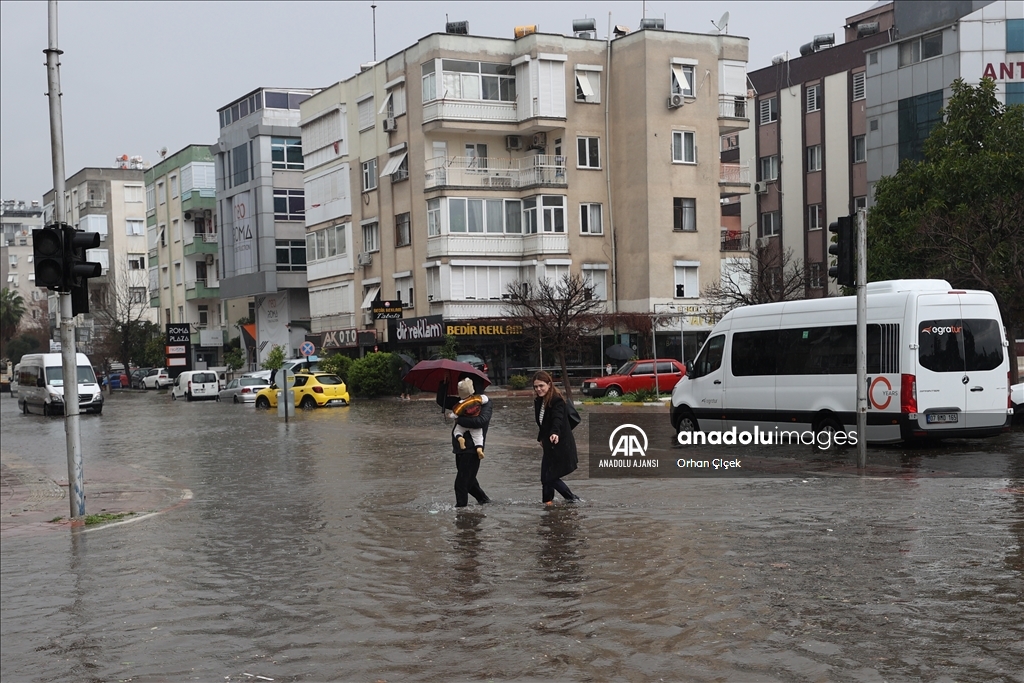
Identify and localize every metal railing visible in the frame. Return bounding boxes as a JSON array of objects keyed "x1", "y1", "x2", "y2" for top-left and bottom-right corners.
[
  {"x1": 720, "y1": 230, "x2": 750, "y2": 252},
  {"x1": 425, "y1": 155, "x2": 567, "y2": 189},
  {"x1": 720, "y1": 163, "x2": 750, "y2": 184},
  {"x1": 718, "y1": 95, "x2": 748, "y2": 119}
]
